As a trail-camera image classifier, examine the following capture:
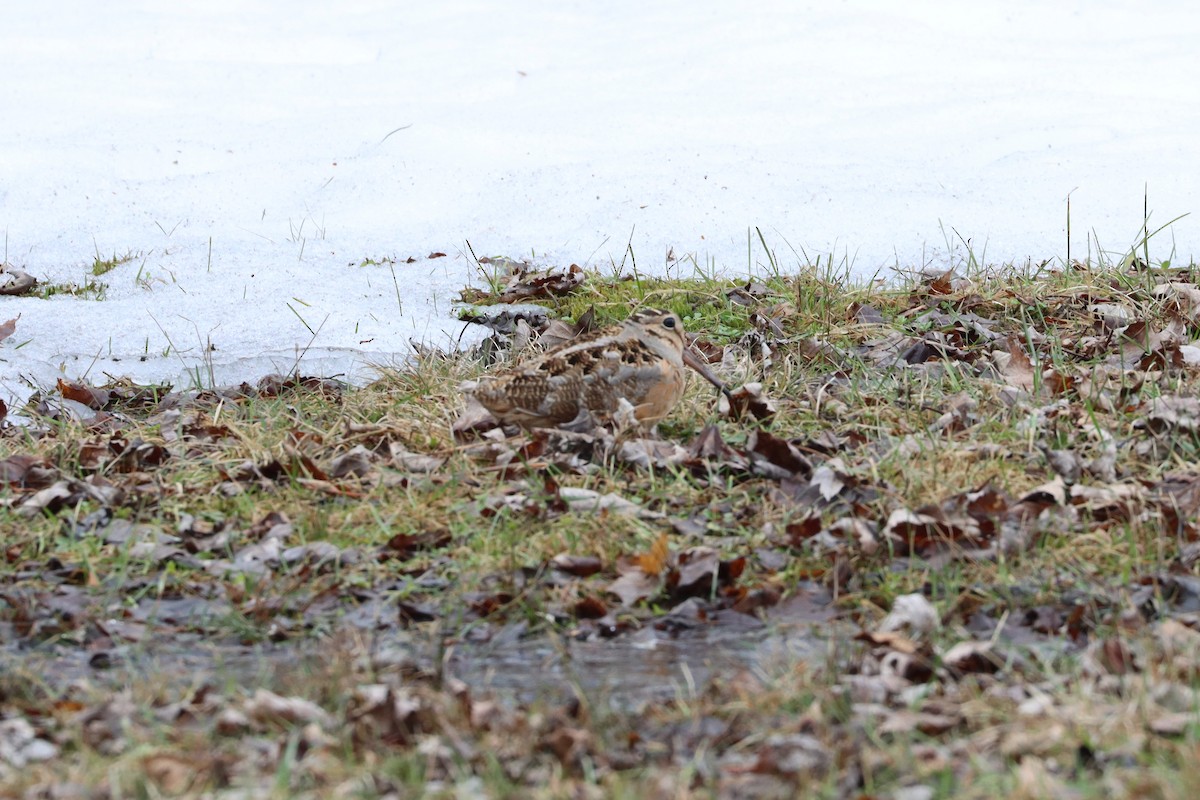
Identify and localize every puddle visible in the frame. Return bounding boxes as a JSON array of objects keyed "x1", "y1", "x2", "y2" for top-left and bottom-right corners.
[
  {"x1": 445, "y1": 592, "x2": 838, "y2": 709},
  {"x1": 1, "y1": 589, "x2": 838, "y2": 707}
]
